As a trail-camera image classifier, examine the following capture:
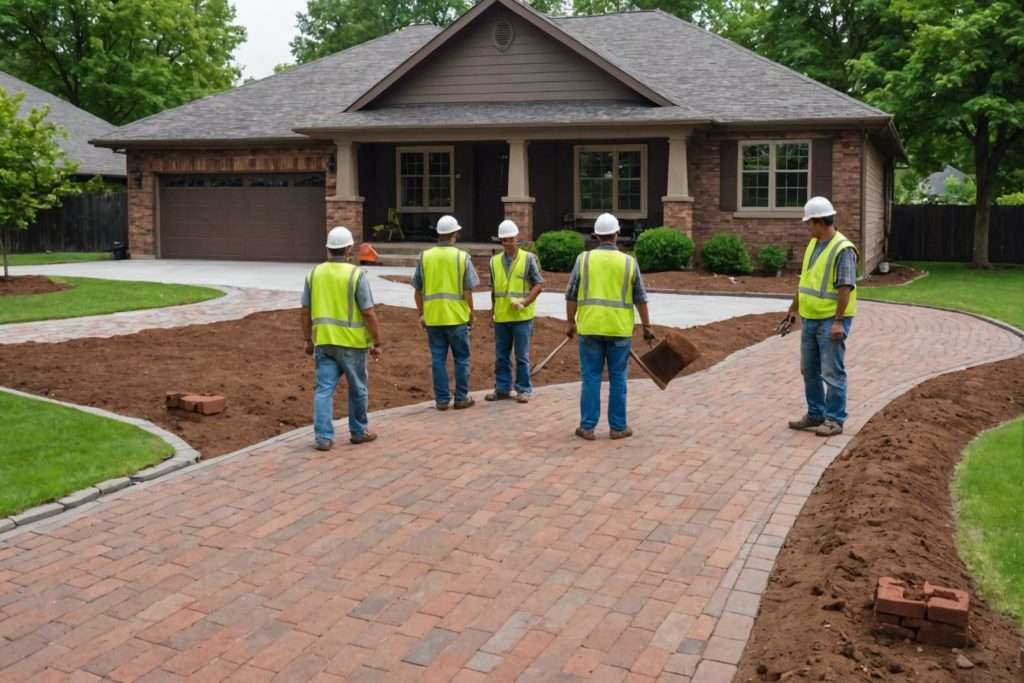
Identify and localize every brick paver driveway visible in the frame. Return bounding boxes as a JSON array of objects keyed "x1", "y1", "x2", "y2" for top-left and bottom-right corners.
[{"x1": 1, "y1": 303, "x2": 1020, "y2": 683}]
